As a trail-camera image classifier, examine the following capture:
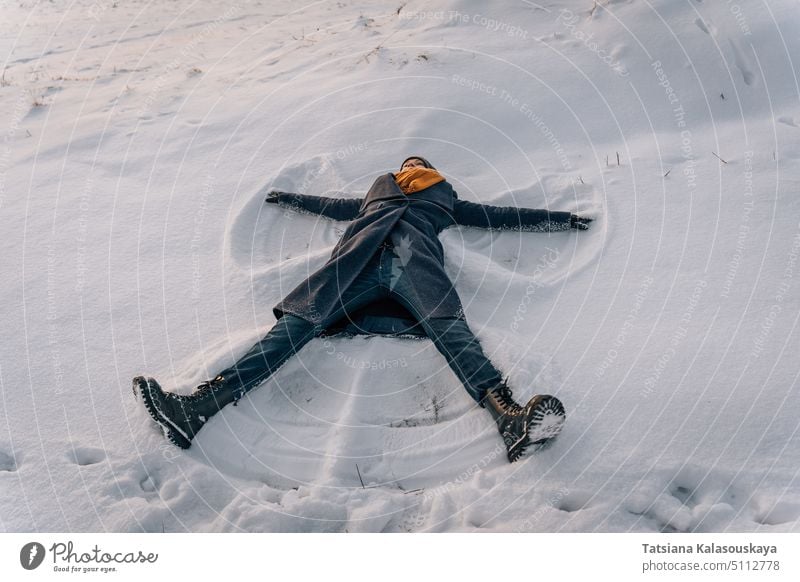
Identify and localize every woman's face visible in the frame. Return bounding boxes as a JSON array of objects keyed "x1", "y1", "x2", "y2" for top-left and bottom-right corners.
[{"x1": 401, "y1": 158, "x2": 427, "y2": 170}]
